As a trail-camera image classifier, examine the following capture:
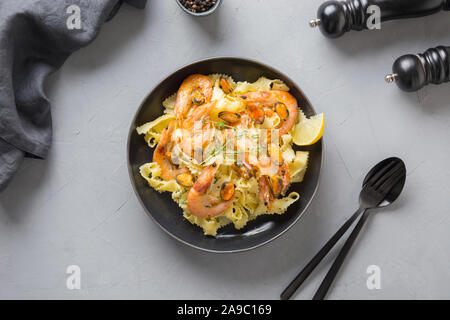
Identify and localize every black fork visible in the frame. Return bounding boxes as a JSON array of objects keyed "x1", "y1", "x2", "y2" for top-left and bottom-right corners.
[{"x1": 281, "y1": 157, "x2": 406, "y2": 300}]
